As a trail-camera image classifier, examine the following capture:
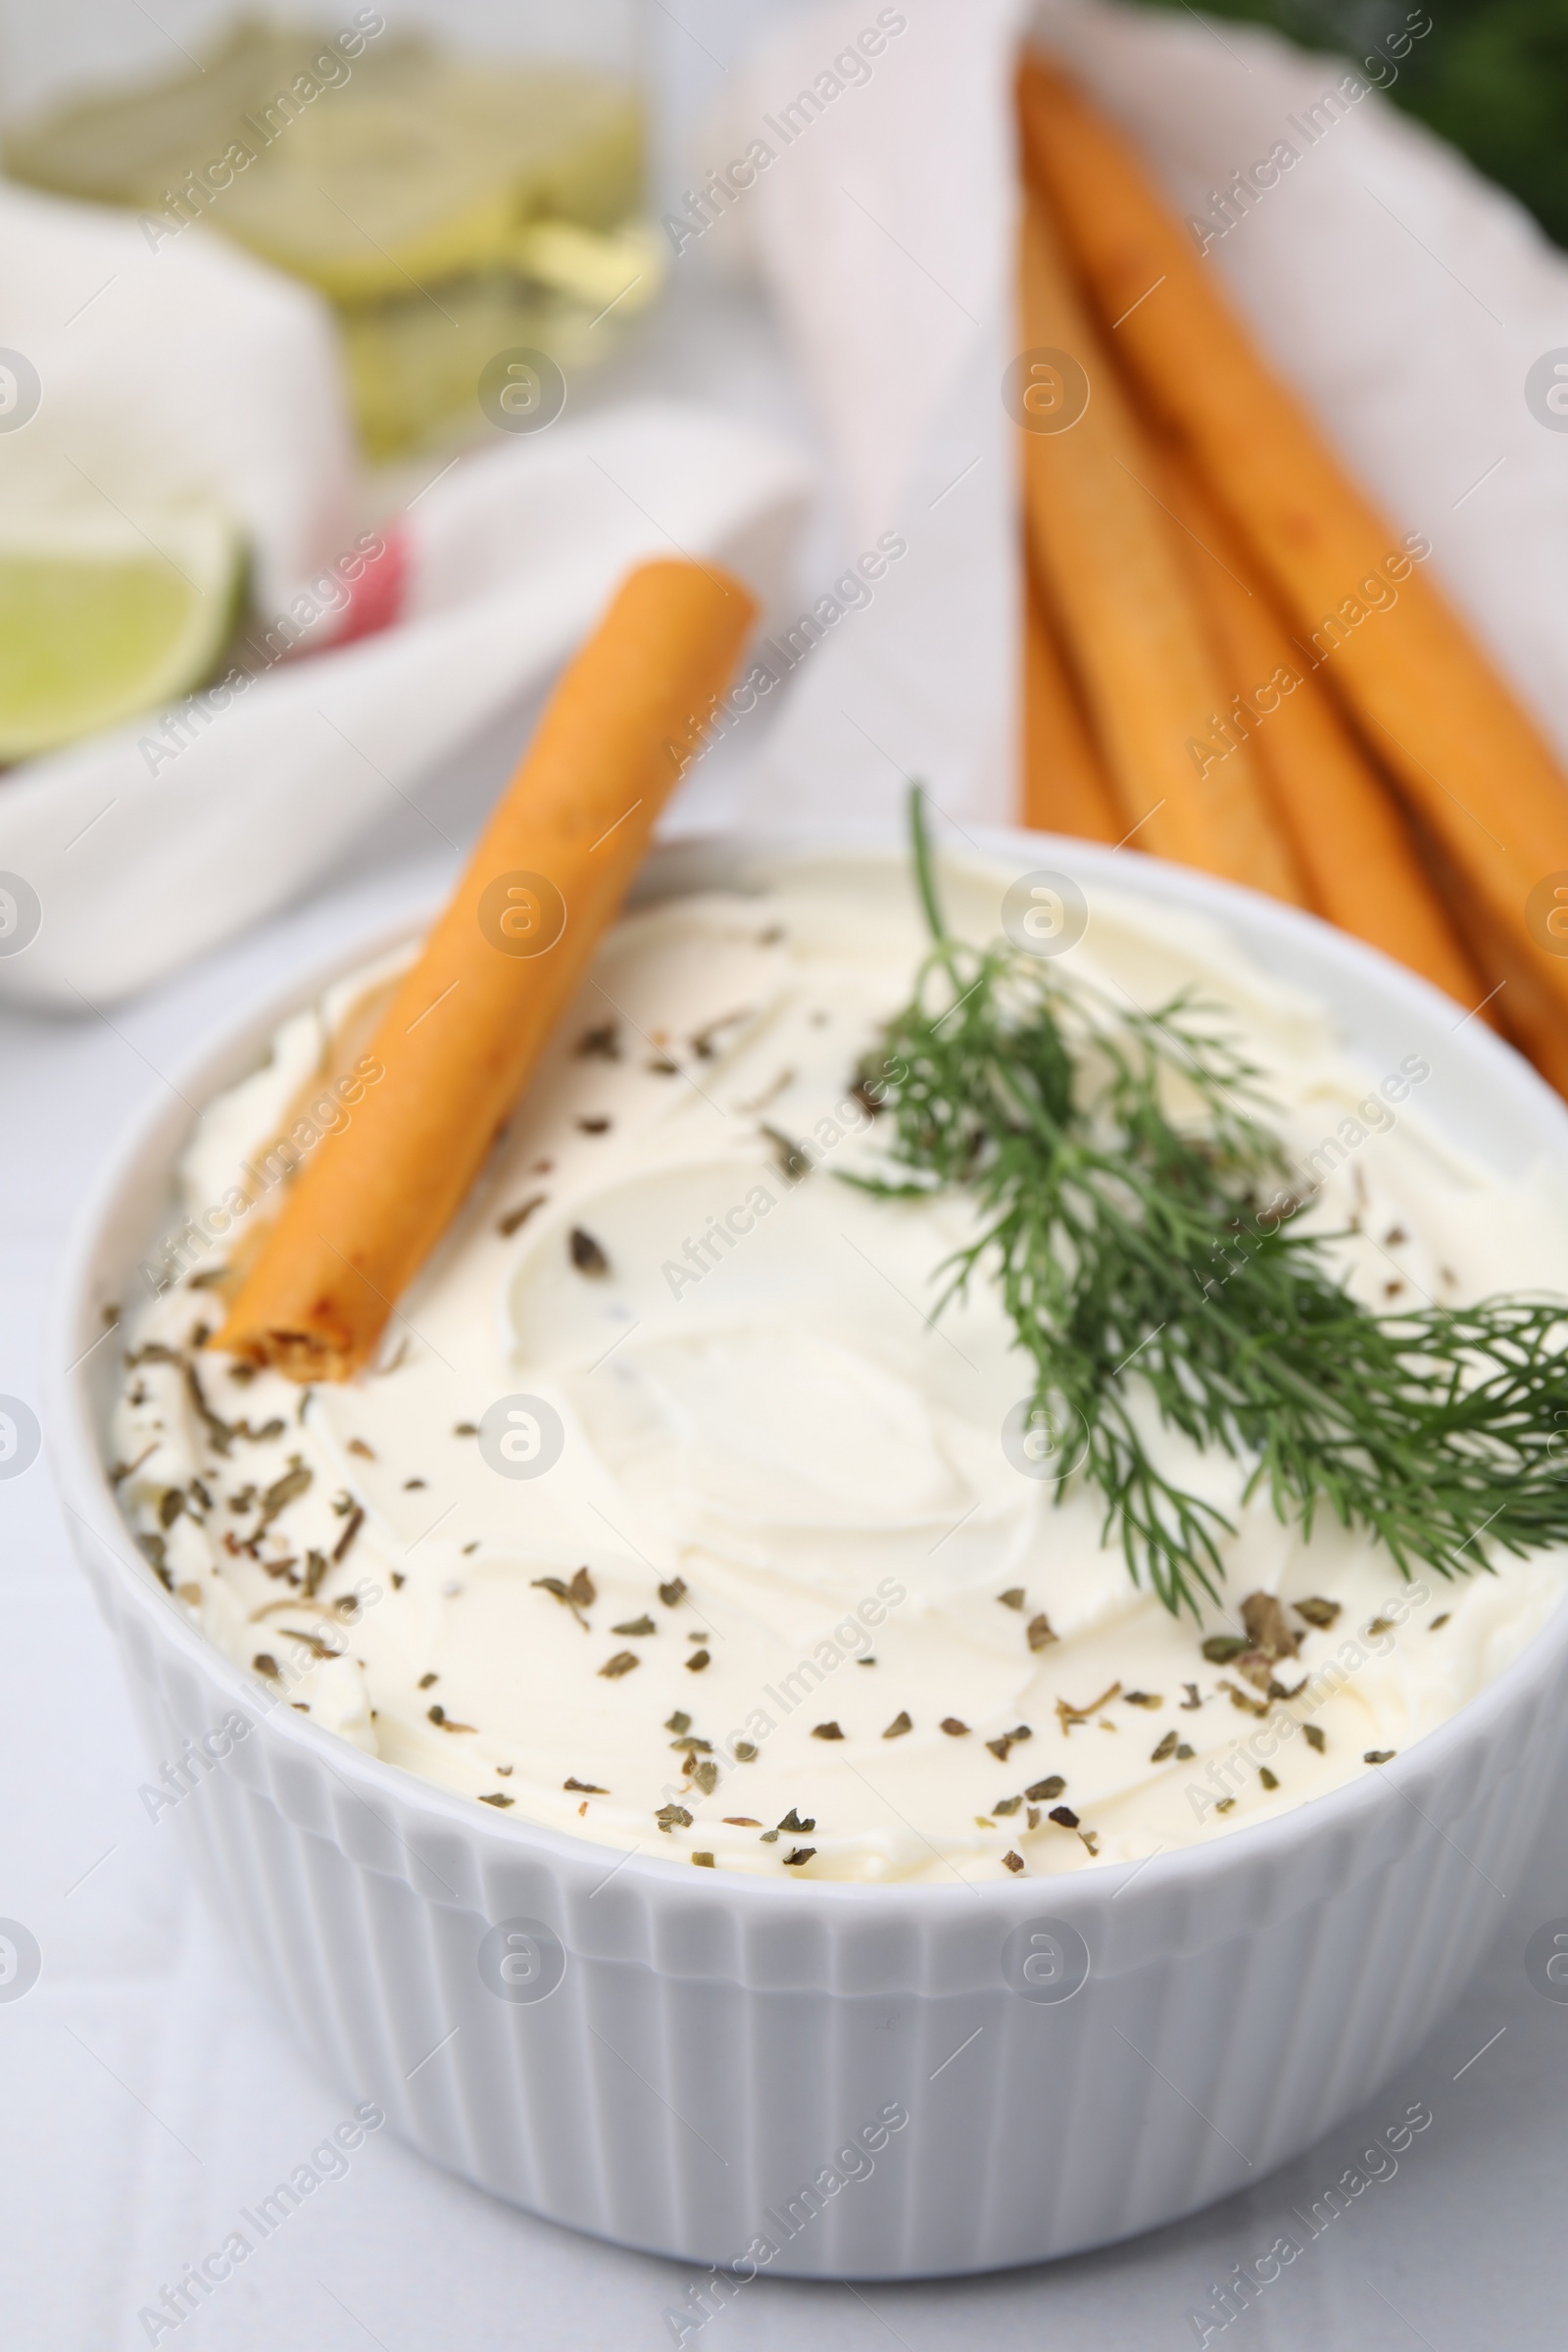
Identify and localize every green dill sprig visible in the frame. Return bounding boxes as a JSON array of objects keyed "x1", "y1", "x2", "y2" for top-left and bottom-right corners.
[{"x1": 845, "y1": 790, "x2": 1568, "y2": 1617}]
